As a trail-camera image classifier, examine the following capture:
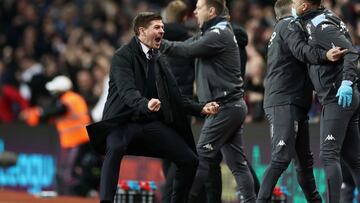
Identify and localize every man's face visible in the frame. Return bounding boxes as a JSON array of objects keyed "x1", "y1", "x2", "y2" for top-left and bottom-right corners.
[
  {"x1": 140, "y1": 20, "x2": 164, "y2": 49},
  {"x1": 194, "y1": 0, "x2": 210, "y2": 28},
  {"x1": 292, "y1": 0, "x2": 308, "y2": 16}
]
